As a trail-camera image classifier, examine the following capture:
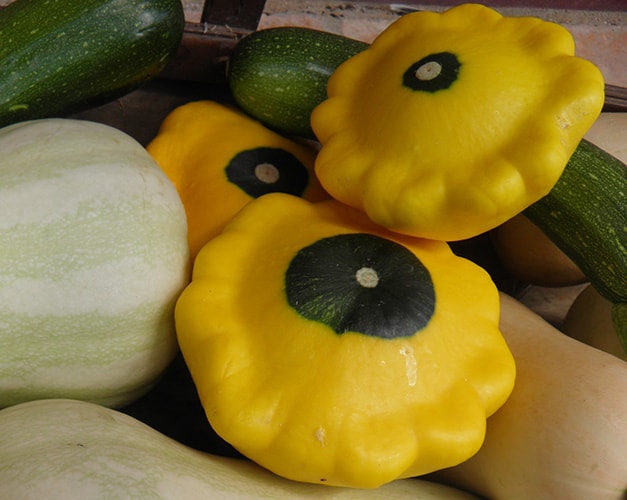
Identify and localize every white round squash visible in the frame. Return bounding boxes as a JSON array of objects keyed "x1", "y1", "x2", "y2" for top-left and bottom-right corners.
[{"x1": 0, "y1": 118, "x2": 190, "y2": 408}]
